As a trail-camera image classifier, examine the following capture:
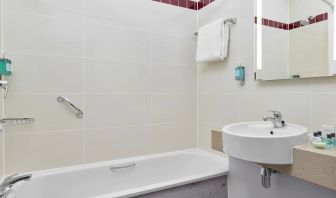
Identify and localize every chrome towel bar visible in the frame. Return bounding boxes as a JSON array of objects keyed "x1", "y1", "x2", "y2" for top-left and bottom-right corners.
[{"x1": 194, "y1": 17, "x2": 238, "y2": 36}]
